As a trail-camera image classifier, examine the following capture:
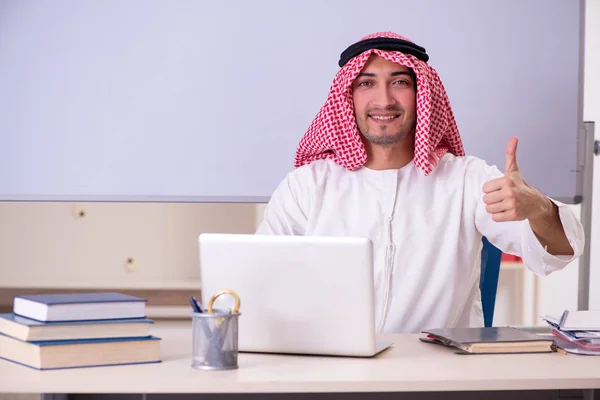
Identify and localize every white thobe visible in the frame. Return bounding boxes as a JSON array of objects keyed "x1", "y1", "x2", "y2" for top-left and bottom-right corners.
[{"x1": 256, "y1": 153, "x2": 585, "y2": 333}]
